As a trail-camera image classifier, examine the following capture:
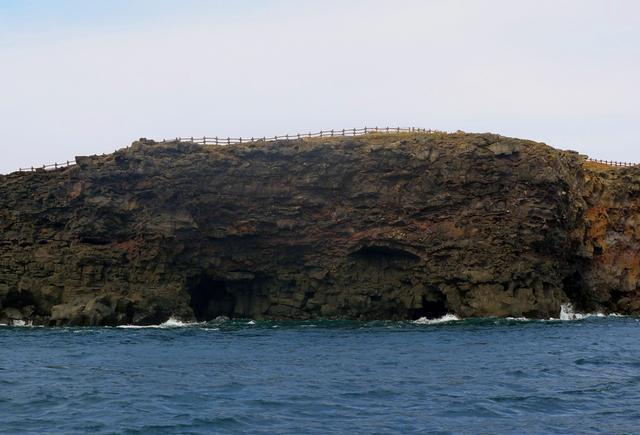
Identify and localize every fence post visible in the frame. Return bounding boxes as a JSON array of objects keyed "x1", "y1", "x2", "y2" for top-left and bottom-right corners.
[
  {"x1": 297, "y1": 134, "x2": 300, "y2": 139},
  {"x1": 239, "y1": 137, "x2": 242, "y2": 143},
  {"x1": 364, "y1": 127, "x2": 367, "y2": 133},
  {"x1": 286, "y1": 134, "x2": 289, "y2": 140},
  {"x1": 203, "y1": 137, "x2": 206, "y2": 145},
  {"x1": 320, "y1": 131, "x2": 323, "y2": 137},
  {"x1": 227, "y1": 137, "x2": 230, "y2": 145},
  {"x1": 331, "y1": 129, "x2": 334, "y2": 137},
  {"x1": 353, "y1": 128, "x2": 356, "y2": 135}
]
